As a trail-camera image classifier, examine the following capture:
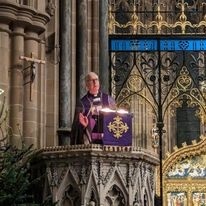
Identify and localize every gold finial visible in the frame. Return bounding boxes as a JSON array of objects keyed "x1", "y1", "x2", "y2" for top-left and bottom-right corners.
[{"x1": 148, "y1": 4, "x2": 170, "y2": 34}]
